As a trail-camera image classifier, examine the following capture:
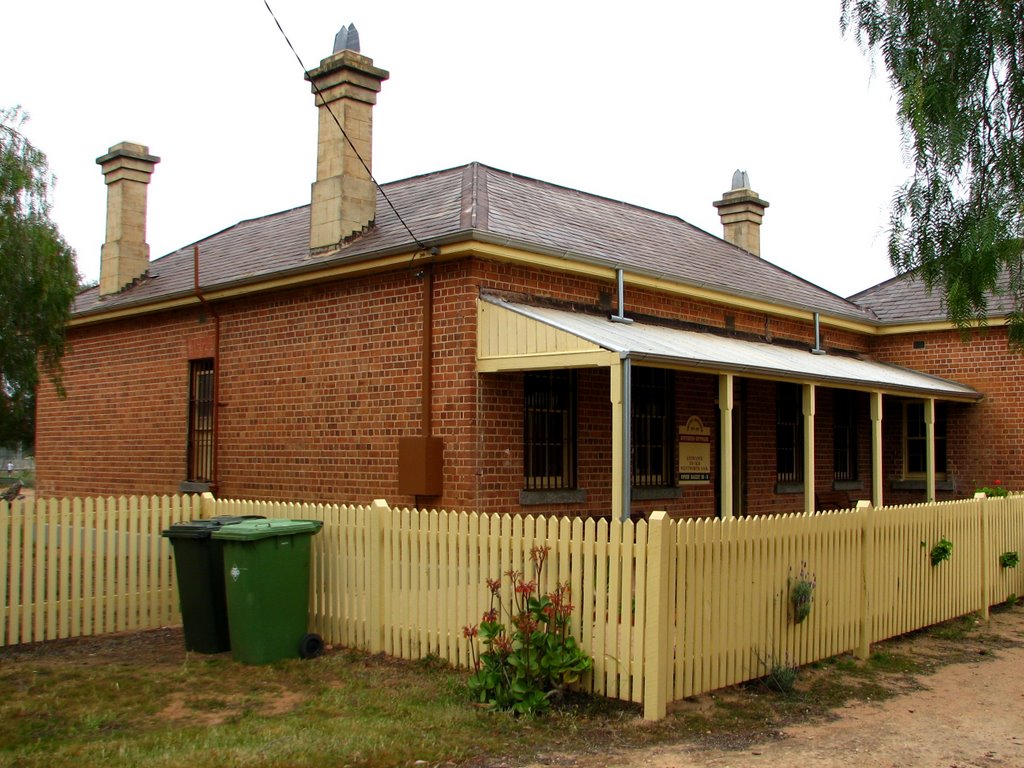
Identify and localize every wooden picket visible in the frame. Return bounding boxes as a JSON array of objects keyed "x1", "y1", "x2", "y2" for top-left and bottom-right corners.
[{"x1": 0, "y1": 494, "x2": 195, "y2": 646}]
